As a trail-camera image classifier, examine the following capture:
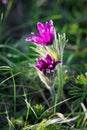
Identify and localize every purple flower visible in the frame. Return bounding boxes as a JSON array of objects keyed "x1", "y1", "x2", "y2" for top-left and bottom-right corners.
[
  {"x1": 36, "y1": 54, "x2": 61, "y2": 74},
  {"x1": 2, "y1": 0, "x2": 8, "y2": 4},
  {"x1": 26, "y1": 20, "x2": 55, "y2": 46}
]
